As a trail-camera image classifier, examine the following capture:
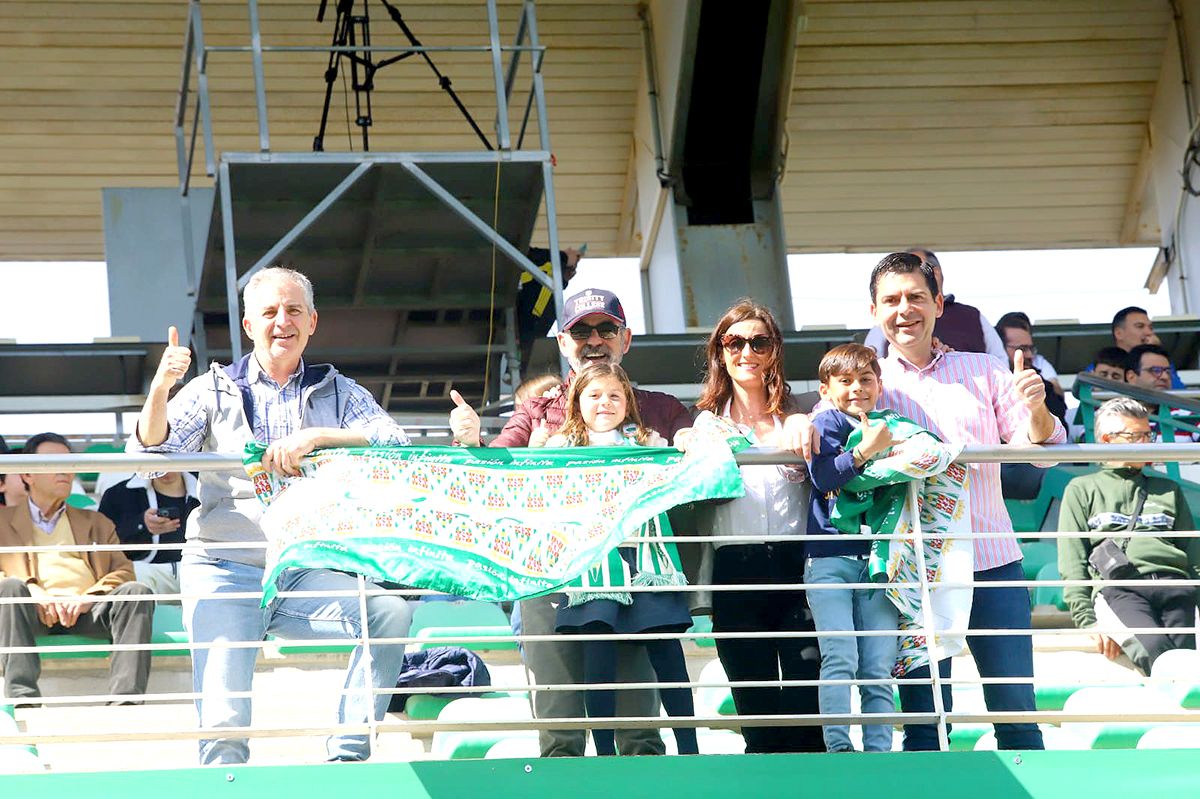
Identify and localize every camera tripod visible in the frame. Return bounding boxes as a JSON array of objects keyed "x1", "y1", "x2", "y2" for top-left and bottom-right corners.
[{"x1": 313, "y1": 0, "x2": 493, "y2": 152}]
